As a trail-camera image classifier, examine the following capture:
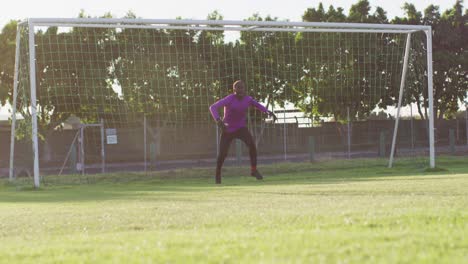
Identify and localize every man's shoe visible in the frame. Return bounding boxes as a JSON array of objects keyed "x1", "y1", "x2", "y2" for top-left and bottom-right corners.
[{"x1": 250, "y1": 170, "x2": 263, "y2": 180}]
